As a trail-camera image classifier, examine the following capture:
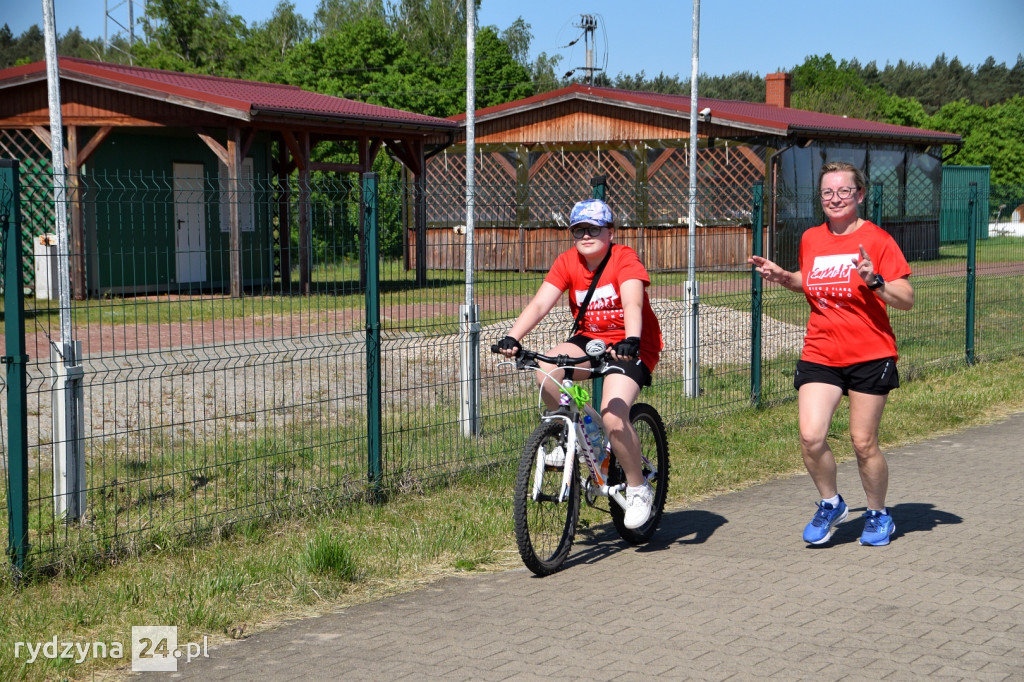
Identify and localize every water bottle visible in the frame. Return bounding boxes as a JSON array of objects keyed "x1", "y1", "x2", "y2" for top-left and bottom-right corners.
[{"x1": 582, "y1": 406, "x2": 609, "y2": 475}]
